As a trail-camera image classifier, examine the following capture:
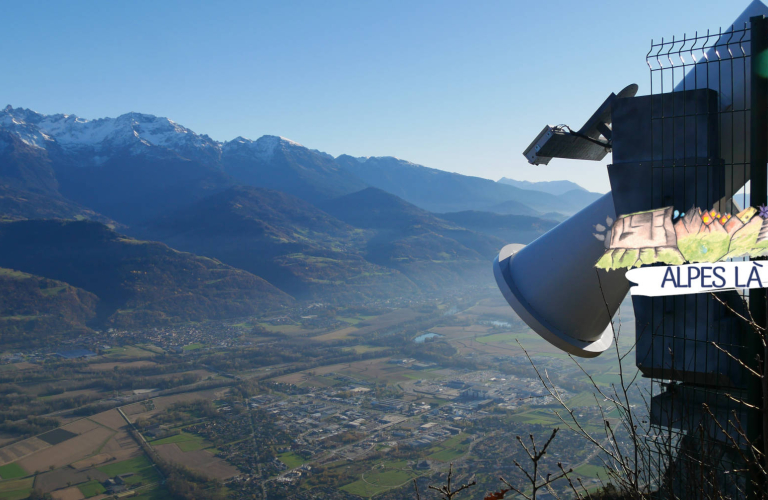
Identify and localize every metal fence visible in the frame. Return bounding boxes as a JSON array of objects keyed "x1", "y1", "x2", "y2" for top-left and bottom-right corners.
[{"x1": 636, "y1": 20, "x2": 764, "y2": 498}]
